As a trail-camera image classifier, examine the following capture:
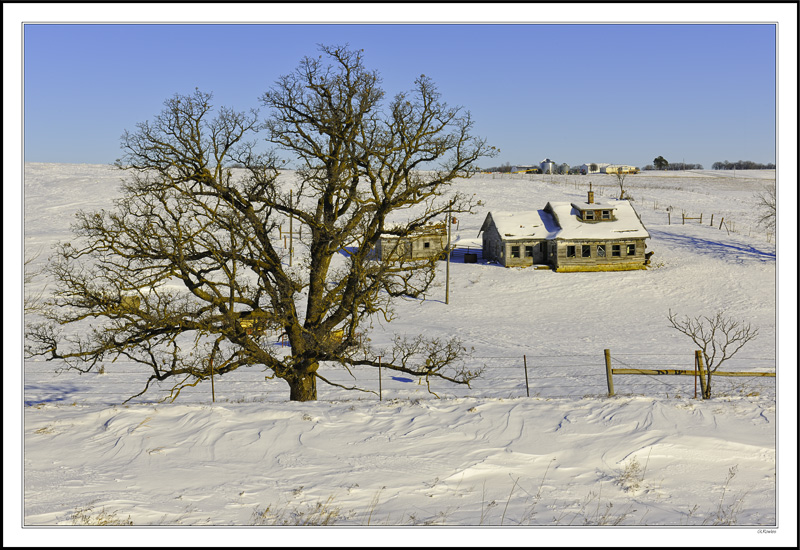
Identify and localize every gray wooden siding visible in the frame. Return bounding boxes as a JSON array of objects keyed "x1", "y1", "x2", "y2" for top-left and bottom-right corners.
[{"x1": 552, "y1": 238, "x2": 648, "y2": 271}]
